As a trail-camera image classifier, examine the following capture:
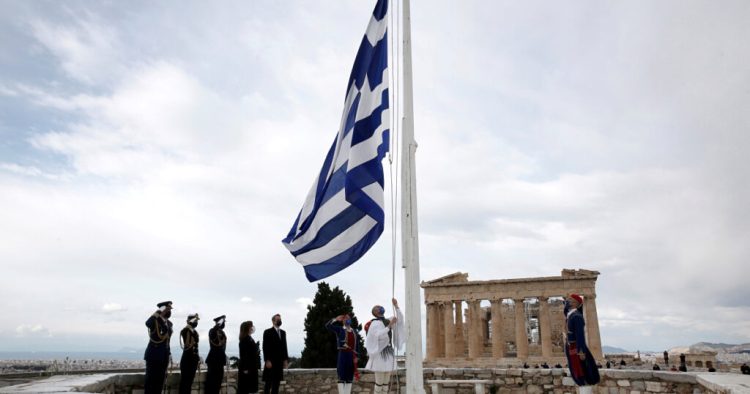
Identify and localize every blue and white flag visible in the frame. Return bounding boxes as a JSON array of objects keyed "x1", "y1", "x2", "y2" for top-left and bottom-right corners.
[{"x1": 282, "y1": 0, "x2": 390, "y2": 282}]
